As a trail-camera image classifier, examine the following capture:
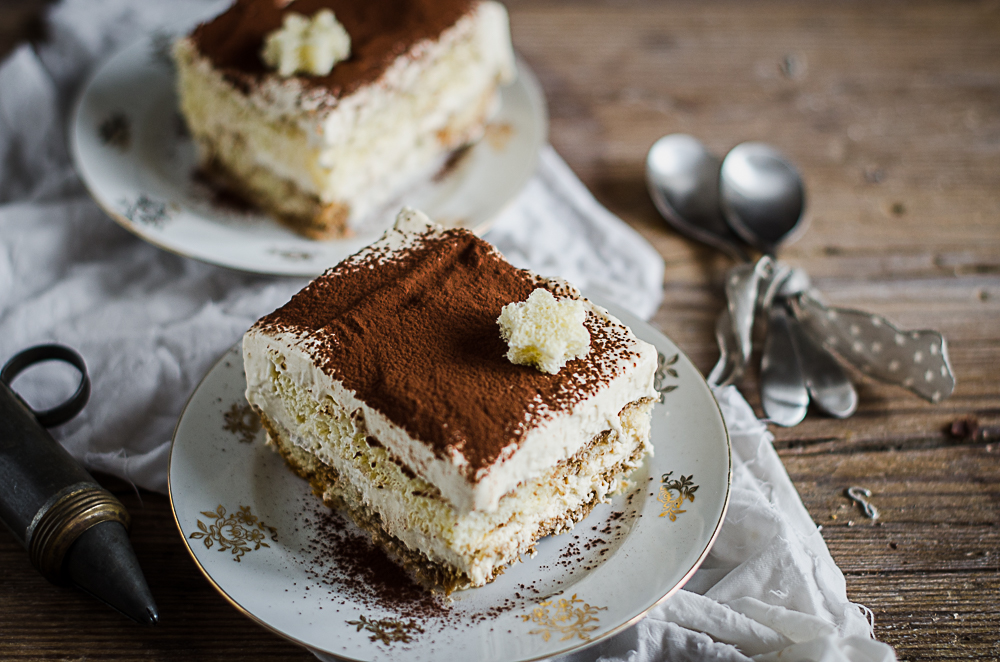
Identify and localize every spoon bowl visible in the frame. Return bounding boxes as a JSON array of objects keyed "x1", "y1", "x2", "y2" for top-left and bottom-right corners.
[
  {"x1": 720, "y1": 142, "x2": 805, "y2": 254},
  {"x1": 646, "y1": 134, "x2": 748, "y2": 262},
  {"x1": 646, "y1": 134, "x2": 758, "y2": 387}
]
